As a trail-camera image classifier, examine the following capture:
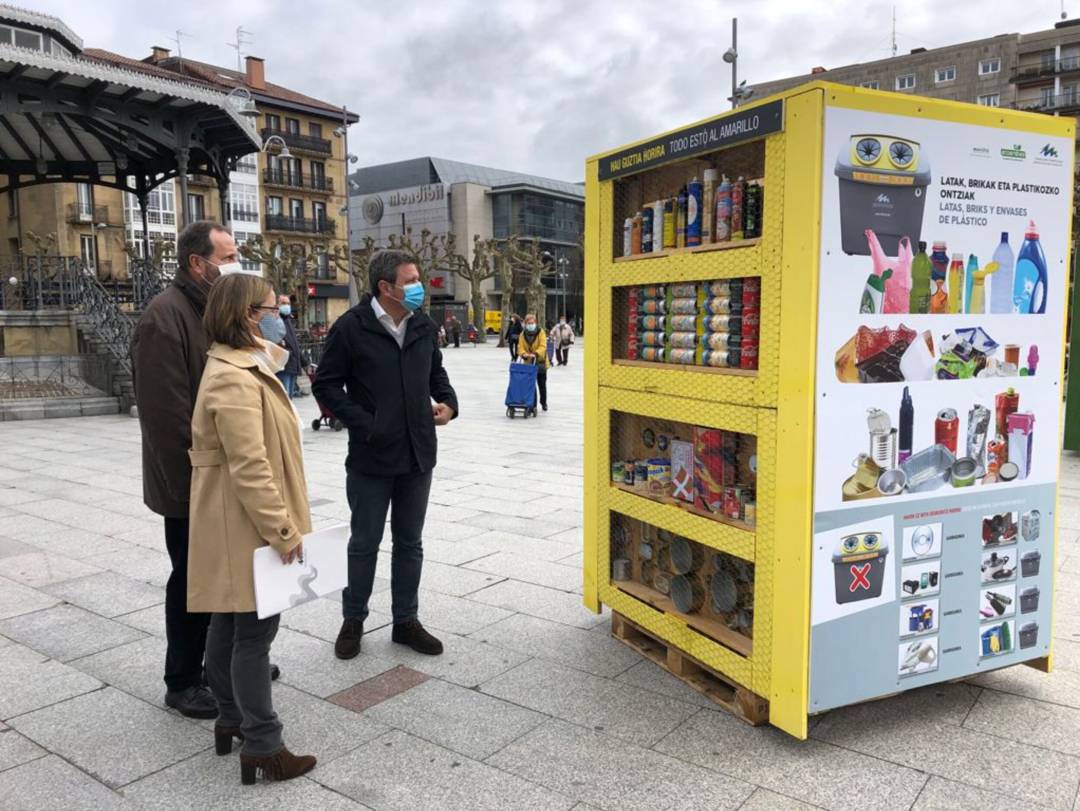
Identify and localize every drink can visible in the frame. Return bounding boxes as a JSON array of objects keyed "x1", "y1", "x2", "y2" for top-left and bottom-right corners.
[
  {"x1": 623, "y1": 461, "x2": 635, "y2": 485},
  {"x1": 668, "y1": 332, "x2": 698, "y2": 349},
  {"x1": 634, "y1": 461, "x2": 649, "y2": 484},
  {"x1": 639, "y1": 298, "x2": 665, "y2": 315},
  {"x1": 702, "y1": 349, "x2": 732, "y2": 367},
  {"x1": 987, "y1": 436, "x2": 1006, "y2": 474},
  {"x1": 705, "y1": 314, "x2": 740, "y2": 332},
  {"x1": 743, "y1": 277, "x2": 761, "y2": 293},
  {"x1": 703, "y1": 297, "x2": 730, "y2": 315},
  {"x1": 611, "y1": 462, "x2": 625, "y2": 484},
  {"x1": 639, "y1": 346, "x2": 663, "y2": 362},
  {"x1": 641, "y1": 331, "x2": 665, "y2": 346},
  {"x1": 668, "y1": 314, "x2": 698, "y2": 331},
  {"x1": 741, "y1": 310, "x2": 760, "y2": 337},
  {"x1": 669, "y1": 297, "x2": 699, "y2": 314},
  {"x1": 739, "y1": 340, "x2": 758, "y2": 370},
  {"x1": 724, "y1": 486, "x2": 742, "y2": 519},
  {"x1": 640, "y1": 285, "x2": 665, "y2": 298},
  {"x1": 669, "y1": 284, "x2": 698, "y2": 298},
  {"x1": 701, "y1": 332, "x2": 739, "y2": 350},
  {"x1": 935, "y1": 408, "x2": 960, "y2": 454},
  {"x1": 666, "y1": 348, "x2": 697, "y2": 365},
  {"x1": 742, "y1": 287, "x2": 761, "y2": 310},
  {"x1": 708, "y1": 280, "x2": 731, "y2": 296},
  {"x1": 730, "y1": 178, "x2": 745, "y2": 240},
  {"x1": 638, "y1": 314, "x2": 664, "y2": 331},
  {"x1": 641, "y1": 207, "x2": 654, "y2": 253},
  {"x1": 686, "y1": 177, "x2": 703, "y2": 247}
]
